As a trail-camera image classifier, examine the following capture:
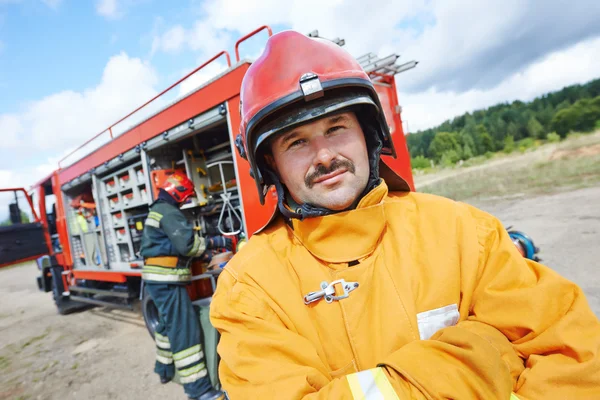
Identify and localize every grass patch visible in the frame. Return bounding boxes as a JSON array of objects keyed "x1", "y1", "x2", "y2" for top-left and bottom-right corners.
[
  {"x1": 419, "y1": 151, "x2": 600, "y2": 201},
  {"x1": 21, "y1": 328, "x2": 51, "y2": 350},
  {"x1": 71, "y1": 362, "x2": 79, "y2": 370},
  {"x1": 417, "y1": 131, "x2": 600, "y2": 201},
  {"x1": 35, "y1": 360, "x2": 58, "y2": 374},
  {"x1": 0, "y1": 355, "x2": 10, "y2": 370}
]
